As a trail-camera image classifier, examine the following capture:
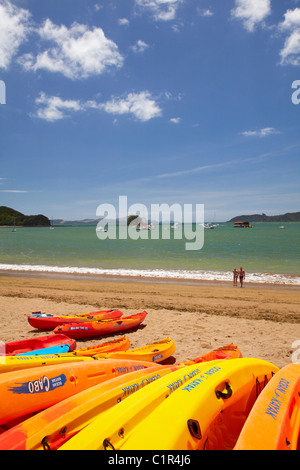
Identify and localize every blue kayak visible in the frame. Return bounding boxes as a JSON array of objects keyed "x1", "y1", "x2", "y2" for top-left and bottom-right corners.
[{"x1": 17, "y1": 344, "x2": 70, "y2": 356}]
